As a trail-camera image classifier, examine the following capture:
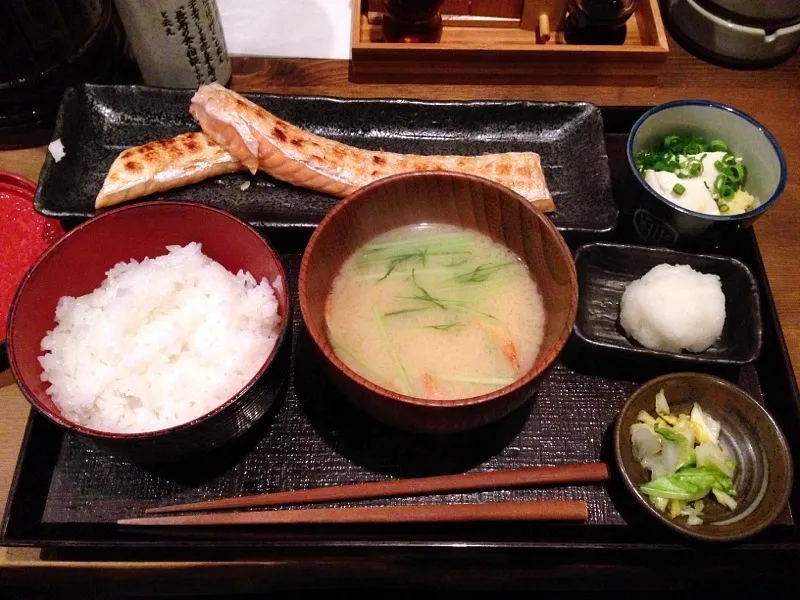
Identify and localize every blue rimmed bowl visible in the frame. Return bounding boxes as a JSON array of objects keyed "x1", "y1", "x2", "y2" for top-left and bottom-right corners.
[{"x1": 622, "y1": 100, "x2": 787, "y2": 248}]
